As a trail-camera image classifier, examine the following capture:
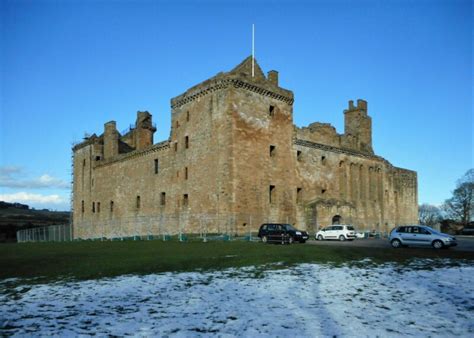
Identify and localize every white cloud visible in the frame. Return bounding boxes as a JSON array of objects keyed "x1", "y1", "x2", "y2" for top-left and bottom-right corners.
[
  {"x1": 0, "y1": 192, "x2": 67, "y2": 205},
  {"x1": 0, "y1": 166, "x2": 70, "y2": 189}
]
